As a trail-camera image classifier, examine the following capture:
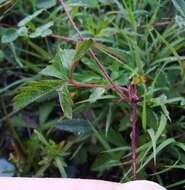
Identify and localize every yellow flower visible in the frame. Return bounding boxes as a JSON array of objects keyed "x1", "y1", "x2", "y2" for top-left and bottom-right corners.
[{"x1": 131, "y1": 74, "x2": 147, "y2": 85}]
